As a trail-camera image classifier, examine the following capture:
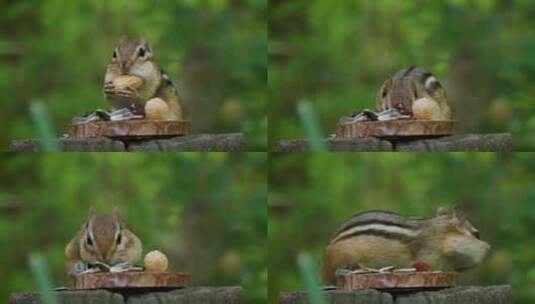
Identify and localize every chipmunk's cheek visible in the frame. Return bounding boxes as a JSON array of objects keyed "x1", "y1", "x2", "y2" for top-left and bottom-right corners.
[
  {"x1": 443, "y1": 235, "x2": 491, "y2": 270},
  {"x1": 130, "y1": 61, "x2": 158, "y2": 81},
  {"x1": 80, "y1": 249, "x2": 92, "y2": 262}
]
